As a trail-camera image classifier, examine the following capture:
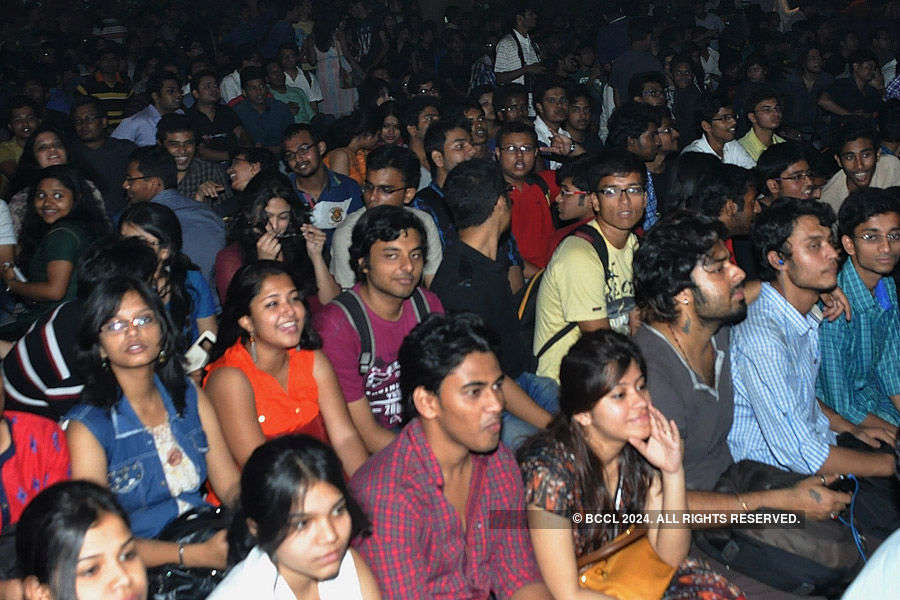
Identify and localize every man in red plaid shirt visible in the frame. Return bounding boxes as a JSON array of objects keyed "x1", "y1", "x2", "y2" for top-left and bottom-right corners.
[{"x1": 349, "y1": 313, "x2": 551, "y2": 599}]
